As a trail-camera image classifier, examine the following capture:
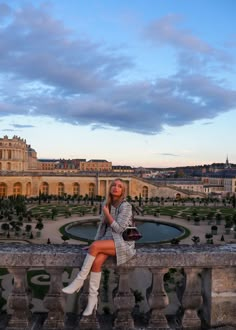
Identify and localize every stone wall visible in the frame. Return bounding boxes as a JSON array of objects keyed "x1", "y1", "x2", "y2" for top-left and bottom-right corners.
[{"x1": 0, "y1": 173, "x2": 196, "y2": 198}]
